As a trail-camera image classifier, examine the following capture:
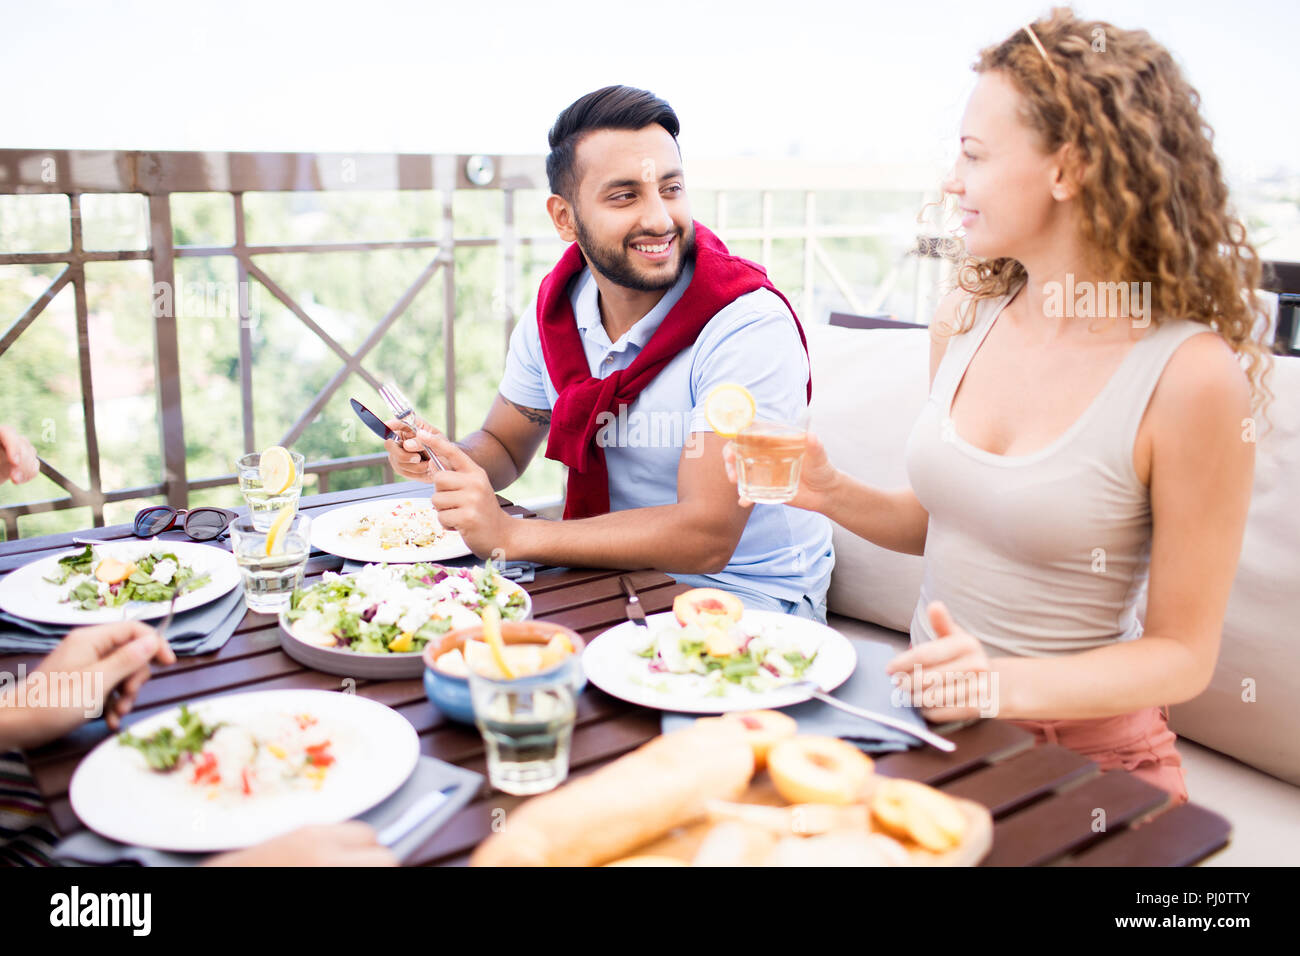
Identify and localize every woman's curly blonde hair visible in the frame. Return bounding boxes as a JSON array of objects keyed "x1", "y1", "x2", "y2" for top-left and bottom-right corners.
[{"x1": 951, "y1": 7, "x2": 1273, "y2": 411}]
